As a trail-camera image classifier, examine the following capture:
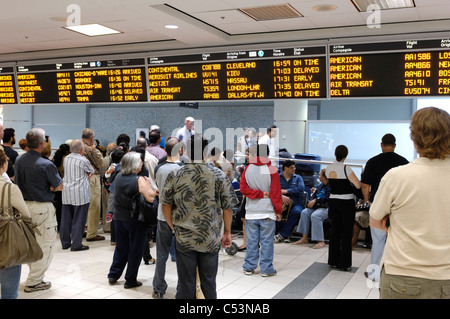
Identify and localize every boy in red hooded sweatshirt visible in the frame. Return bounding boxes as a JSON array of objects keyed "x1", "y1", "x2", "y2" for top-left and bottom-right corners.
[{"x1": 240, "y1": 143, "x2": 282, "y2": 277}]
